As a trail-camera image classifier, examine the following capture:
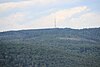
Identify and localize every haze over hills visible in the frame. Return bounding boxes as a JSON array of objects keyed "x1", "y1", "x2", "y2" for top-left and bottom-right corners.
[
  {"x1": 0, "y1": 0, "x2": 100, "y2": 67},
  {"x1": 0, "y1": 28, "x2": 100, "y2": 67}
]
